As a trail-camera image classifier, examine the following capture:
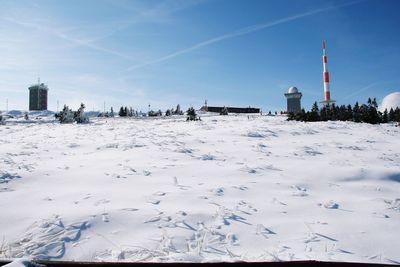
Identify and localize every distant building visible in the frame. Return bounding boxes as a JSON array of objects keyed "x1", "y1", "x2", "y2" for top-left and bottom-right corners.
[
  {"x1": 200, "y1": 105, "x2": 260, "y2": 114},
  {"x1": 29, "y1": 79, "x2": 48, "y2": 111},
  {"x1": 284, "y1": 86, "x2": 302, "y2": 113}
]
